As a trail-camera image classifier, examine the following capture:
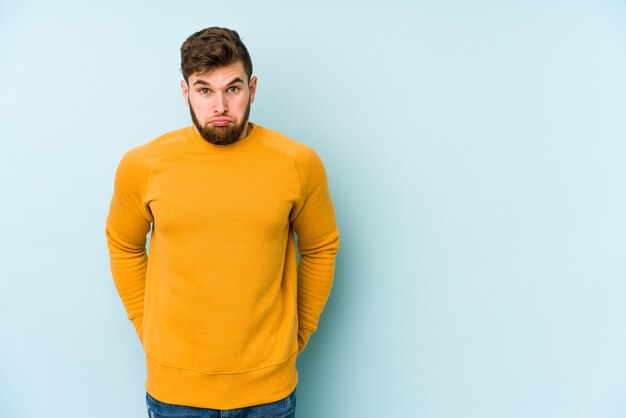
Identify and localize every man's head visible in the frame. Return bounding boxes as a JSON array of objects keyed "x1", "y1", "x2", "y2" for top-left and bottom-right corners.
[{"x1": 180, "y1": 27, "x2": 257, "y2": 145}]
